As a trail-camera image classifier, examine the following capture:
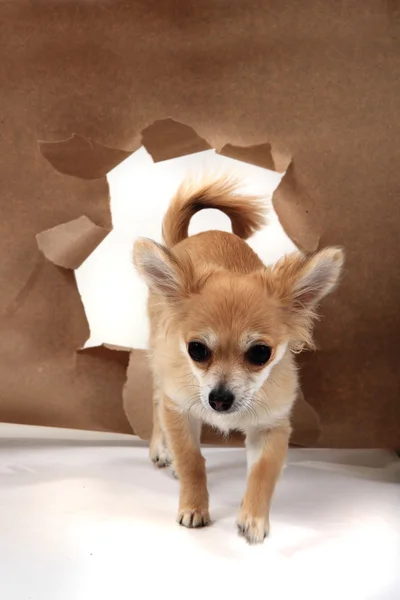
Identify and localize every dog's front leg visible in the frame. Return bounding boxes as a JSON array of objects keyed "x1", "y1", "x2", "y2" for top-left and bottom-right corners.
[
  {"x1": 163, "y1": 397, "x2": 210, "y2": 528},
  {"x1": 238, "y1": 424, "x2": 291, "y2": 544}
]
